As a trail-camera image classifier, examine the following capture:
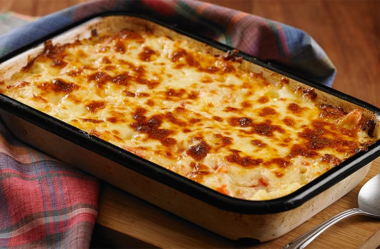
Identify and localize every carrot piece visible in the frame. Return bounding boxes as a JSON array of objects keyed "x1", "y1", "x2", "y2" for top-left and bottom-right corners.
[{"x1": 216, "y1": 184, "x2": 230, "y2": 195}]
